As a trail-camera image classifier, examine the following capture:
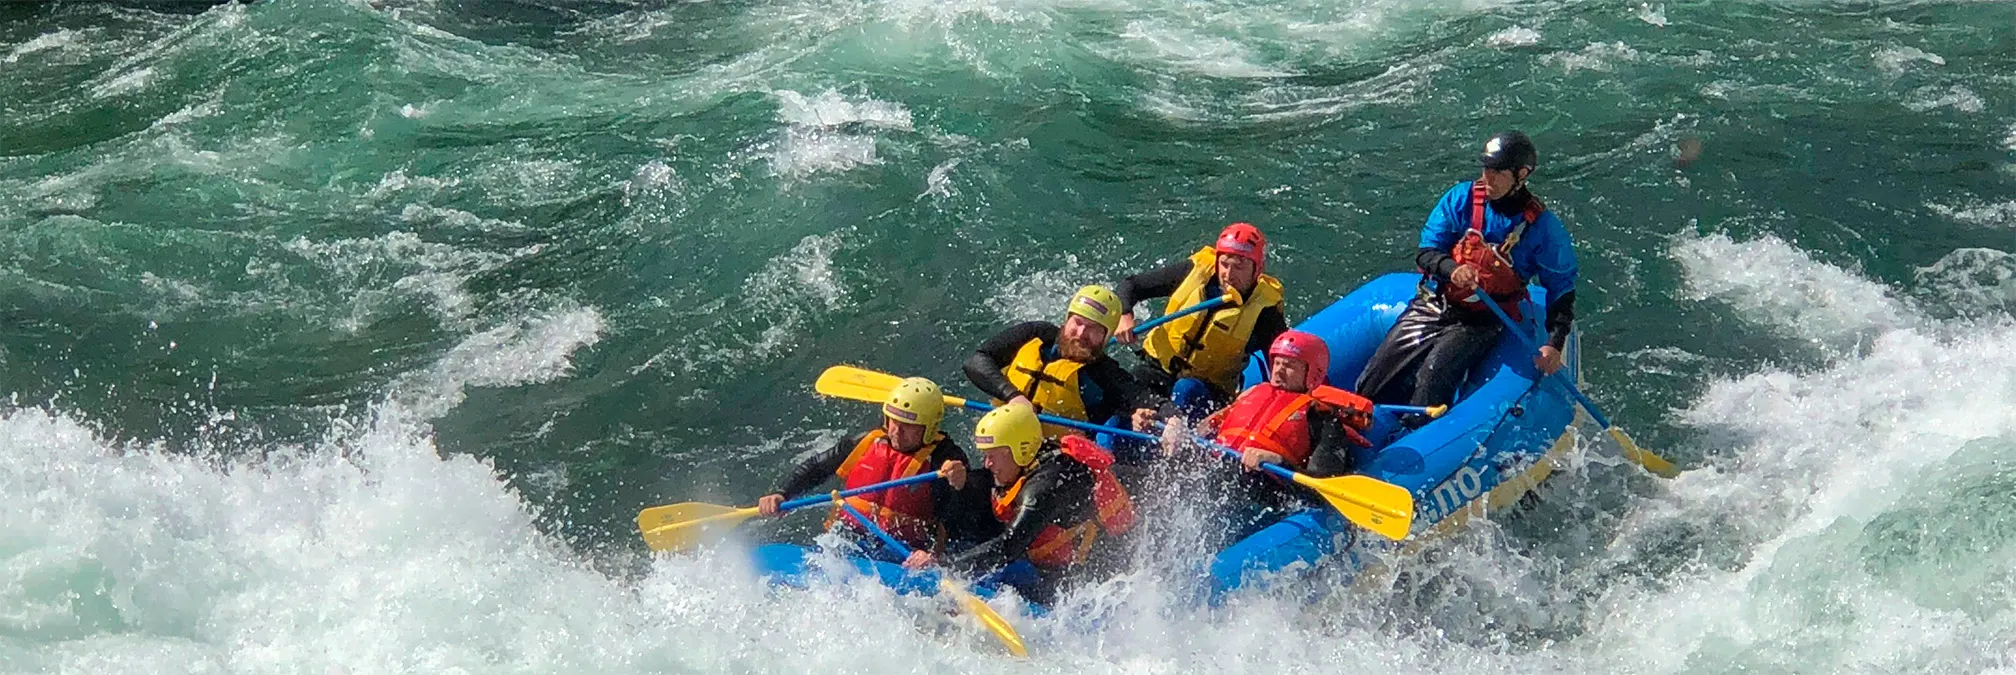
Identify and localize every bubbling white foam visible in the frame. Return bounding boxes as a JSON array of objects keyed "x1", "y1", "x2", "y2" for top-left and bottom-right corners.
[{"x1": 1577, "y1": 234, "x2": 2016, "y2": 673}]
